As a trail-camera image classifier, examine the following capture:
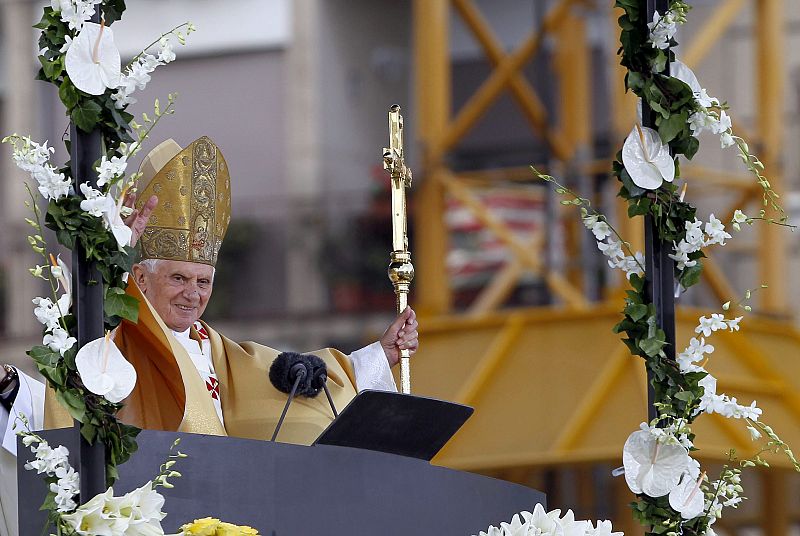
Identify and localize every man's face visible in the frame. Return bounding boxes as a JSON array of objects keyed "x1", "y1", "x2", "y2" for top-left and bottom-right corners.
[{"x1": 132, "y1": 259, "x2": 214, "y2": 332}]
